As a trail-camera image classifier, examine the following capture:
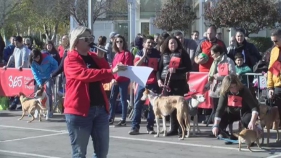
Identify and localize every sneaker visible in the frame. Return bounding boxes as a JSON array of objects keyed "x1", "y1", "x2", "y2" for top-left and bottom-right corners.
[
  {"x1": 147, "y1": 128, "x2": 156, "y2": 135},
  {"x1": 34, "y1": 110, "x2": 38, "y2": 118},
  {"x1": 109, "y1": 119, "x2": 114, "y2": 125},
  {"x1": 128, "y1": 128, "x2": 139, "y2": 135},
  {"x1": 48, "y1": 112, "x2": 53, "y2": 118},
  {"x1": 115, "y1": 120, "x2": 126, "y2": 127}
]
